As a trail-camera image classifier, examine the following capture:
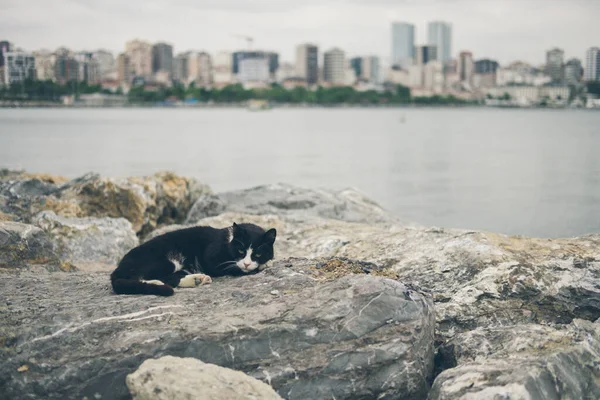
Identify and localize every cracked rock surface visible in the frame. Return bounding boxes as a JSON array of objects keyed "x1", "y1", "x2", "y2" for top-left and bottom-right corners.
[{"x1": 0, "y1": 259, "x2": 434, "y2": 400}]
